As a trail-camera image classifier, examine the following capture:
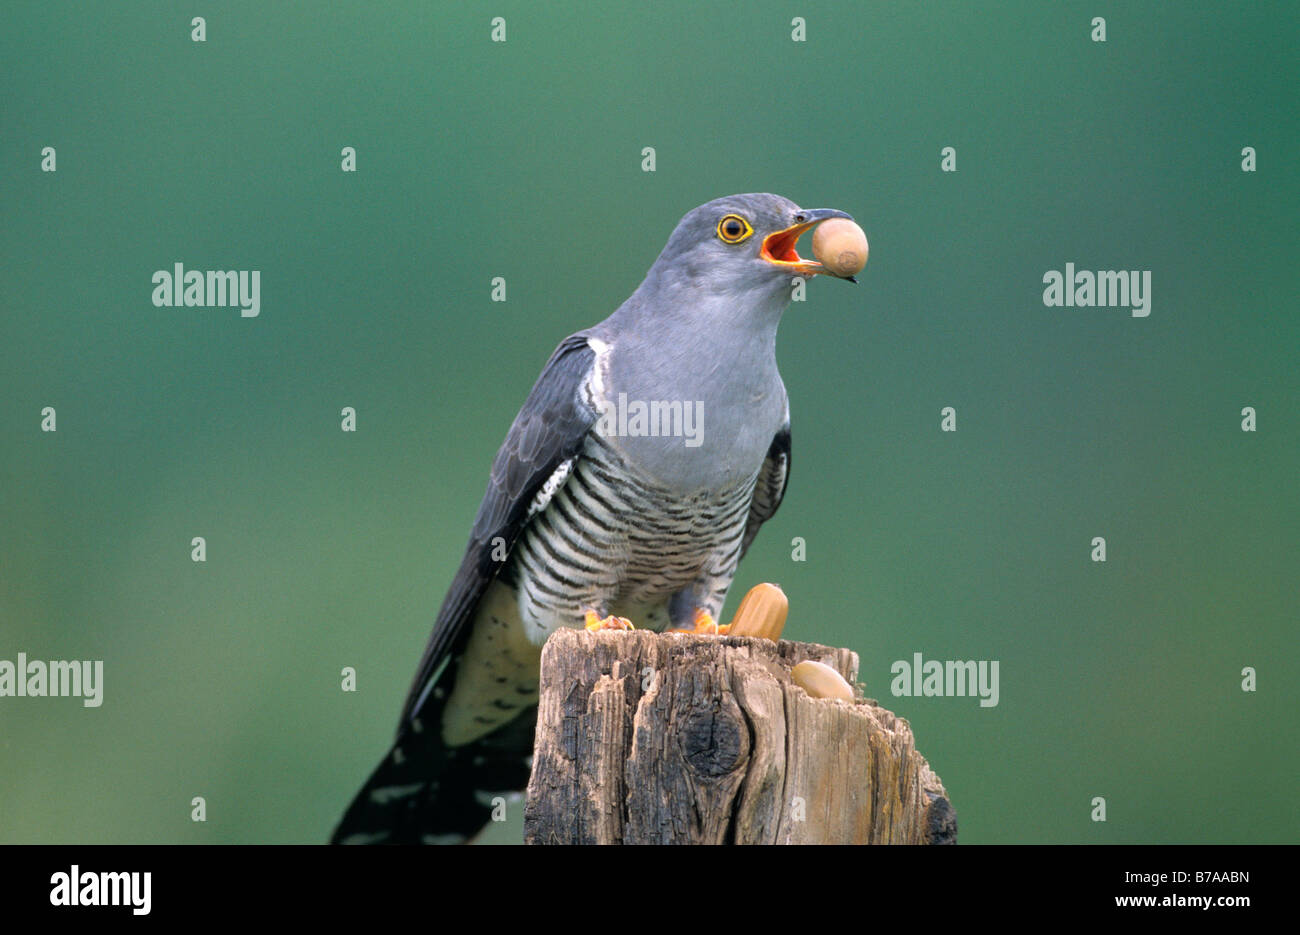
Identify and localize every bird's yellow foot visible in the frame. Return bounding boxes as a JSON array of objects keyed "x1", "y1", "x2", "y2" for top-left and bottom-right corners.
[
  {"x1": 584, "y1": 610, "x2": 635, "y2": 632},
  {"x1": 690, "y1": 608, "x2": 731, "y2": 635}
]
